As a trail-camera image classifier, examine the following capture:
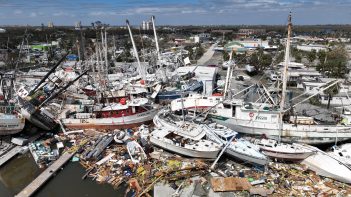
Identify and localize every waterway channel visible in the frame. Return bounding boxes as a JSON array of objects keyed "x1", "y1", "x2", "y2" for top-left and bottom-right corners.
[{"x1": 0, "y1": 152, "x2": 123, "y2": 197}]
